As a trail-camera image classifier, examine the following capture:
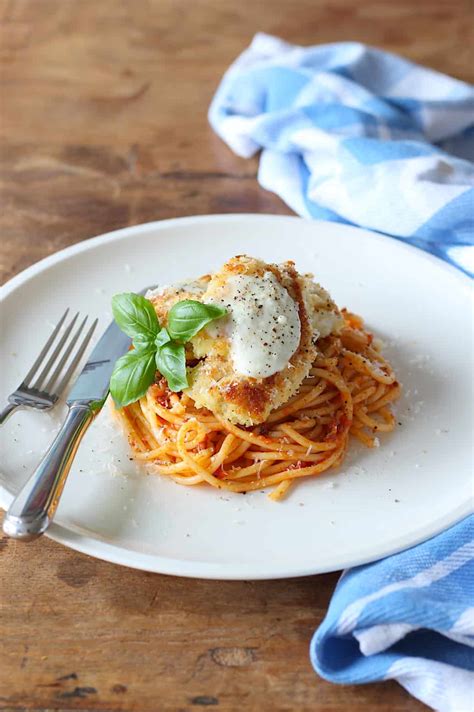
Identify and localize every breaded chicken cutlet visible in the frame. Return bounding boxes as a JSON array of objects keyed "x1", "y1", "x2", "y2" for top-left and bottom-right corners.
[{"x1": 147, "y1": 255, "x2": 343, "y2": 425}]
